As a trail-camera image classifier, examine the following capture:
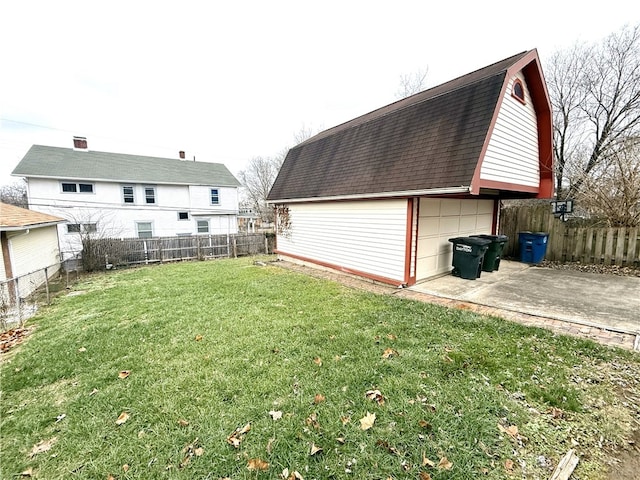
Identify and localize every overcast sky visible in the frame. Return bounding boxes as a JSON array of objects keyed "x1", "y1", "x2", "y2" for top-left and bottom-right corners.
[{"x1": 1, "y1": 1, "x2": 638, "y2": 187}]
